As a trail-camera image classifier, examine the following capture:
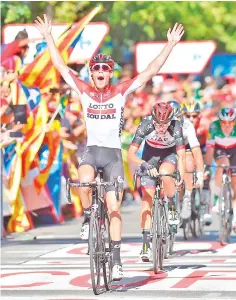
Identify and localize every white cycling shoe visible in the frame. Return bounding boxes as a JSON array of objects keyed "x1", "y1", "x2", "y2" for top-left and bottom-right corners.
[
  {"x1": 204, "y1": 213, "x2": 212, "y2": 226},
  {"x1": 140, "y1": 247, "x2": 152, "y2": 262},
  {"x1": 112, "y1": 264, "x2": 124, "y2": 281},
  {"x1": 80, "y1": 222, "x2": 89, "y2": 240},
  {"x1": 181, "y1": 196, "x2": 191, "y2": 219}
]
